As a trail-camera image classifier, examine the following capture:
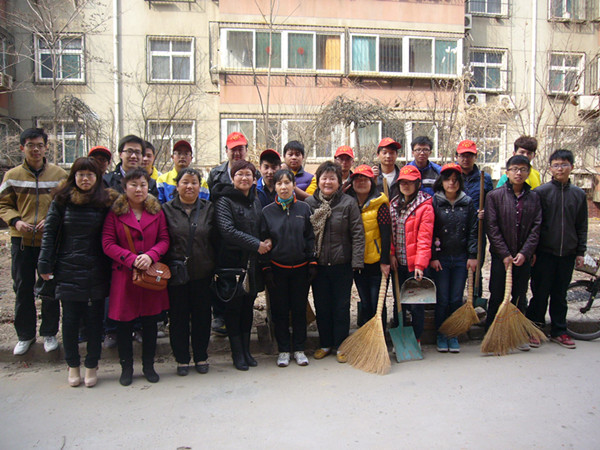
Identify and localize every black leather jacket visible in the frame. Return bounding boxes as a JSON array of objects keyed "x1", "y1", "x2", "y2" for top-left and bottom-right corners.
[
  {"x1": 207, "y1": 161, "x2": 230, "y2": 192},
  {"x1": 431, "y1": 191, "x2": 478, "y2": 260},
  {"x1": 103, "y1": 162, "x2": 158, "y2": 197}
]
